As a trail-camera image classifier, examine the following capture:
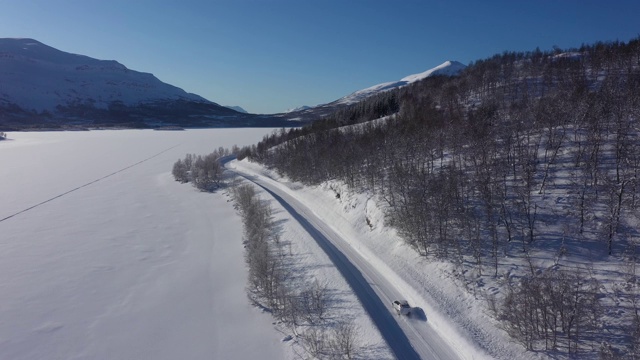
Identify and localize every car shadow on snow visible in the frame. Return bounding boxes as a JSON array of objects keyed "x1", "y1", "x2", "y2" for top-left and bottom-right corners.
[{"x1": 409, "y1": 307, "x2": 427, "y2": 322}]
